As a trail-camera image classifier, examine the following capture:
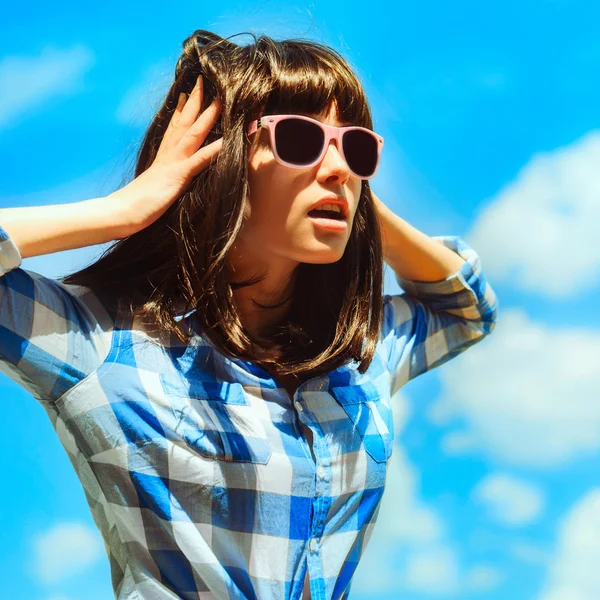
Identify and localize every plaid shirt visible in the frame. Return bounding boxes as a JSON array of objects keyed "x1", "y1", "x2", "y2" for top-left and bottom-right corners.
[{"x1": 0, "y1": 224, "x2": 498, "y2": 600}]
